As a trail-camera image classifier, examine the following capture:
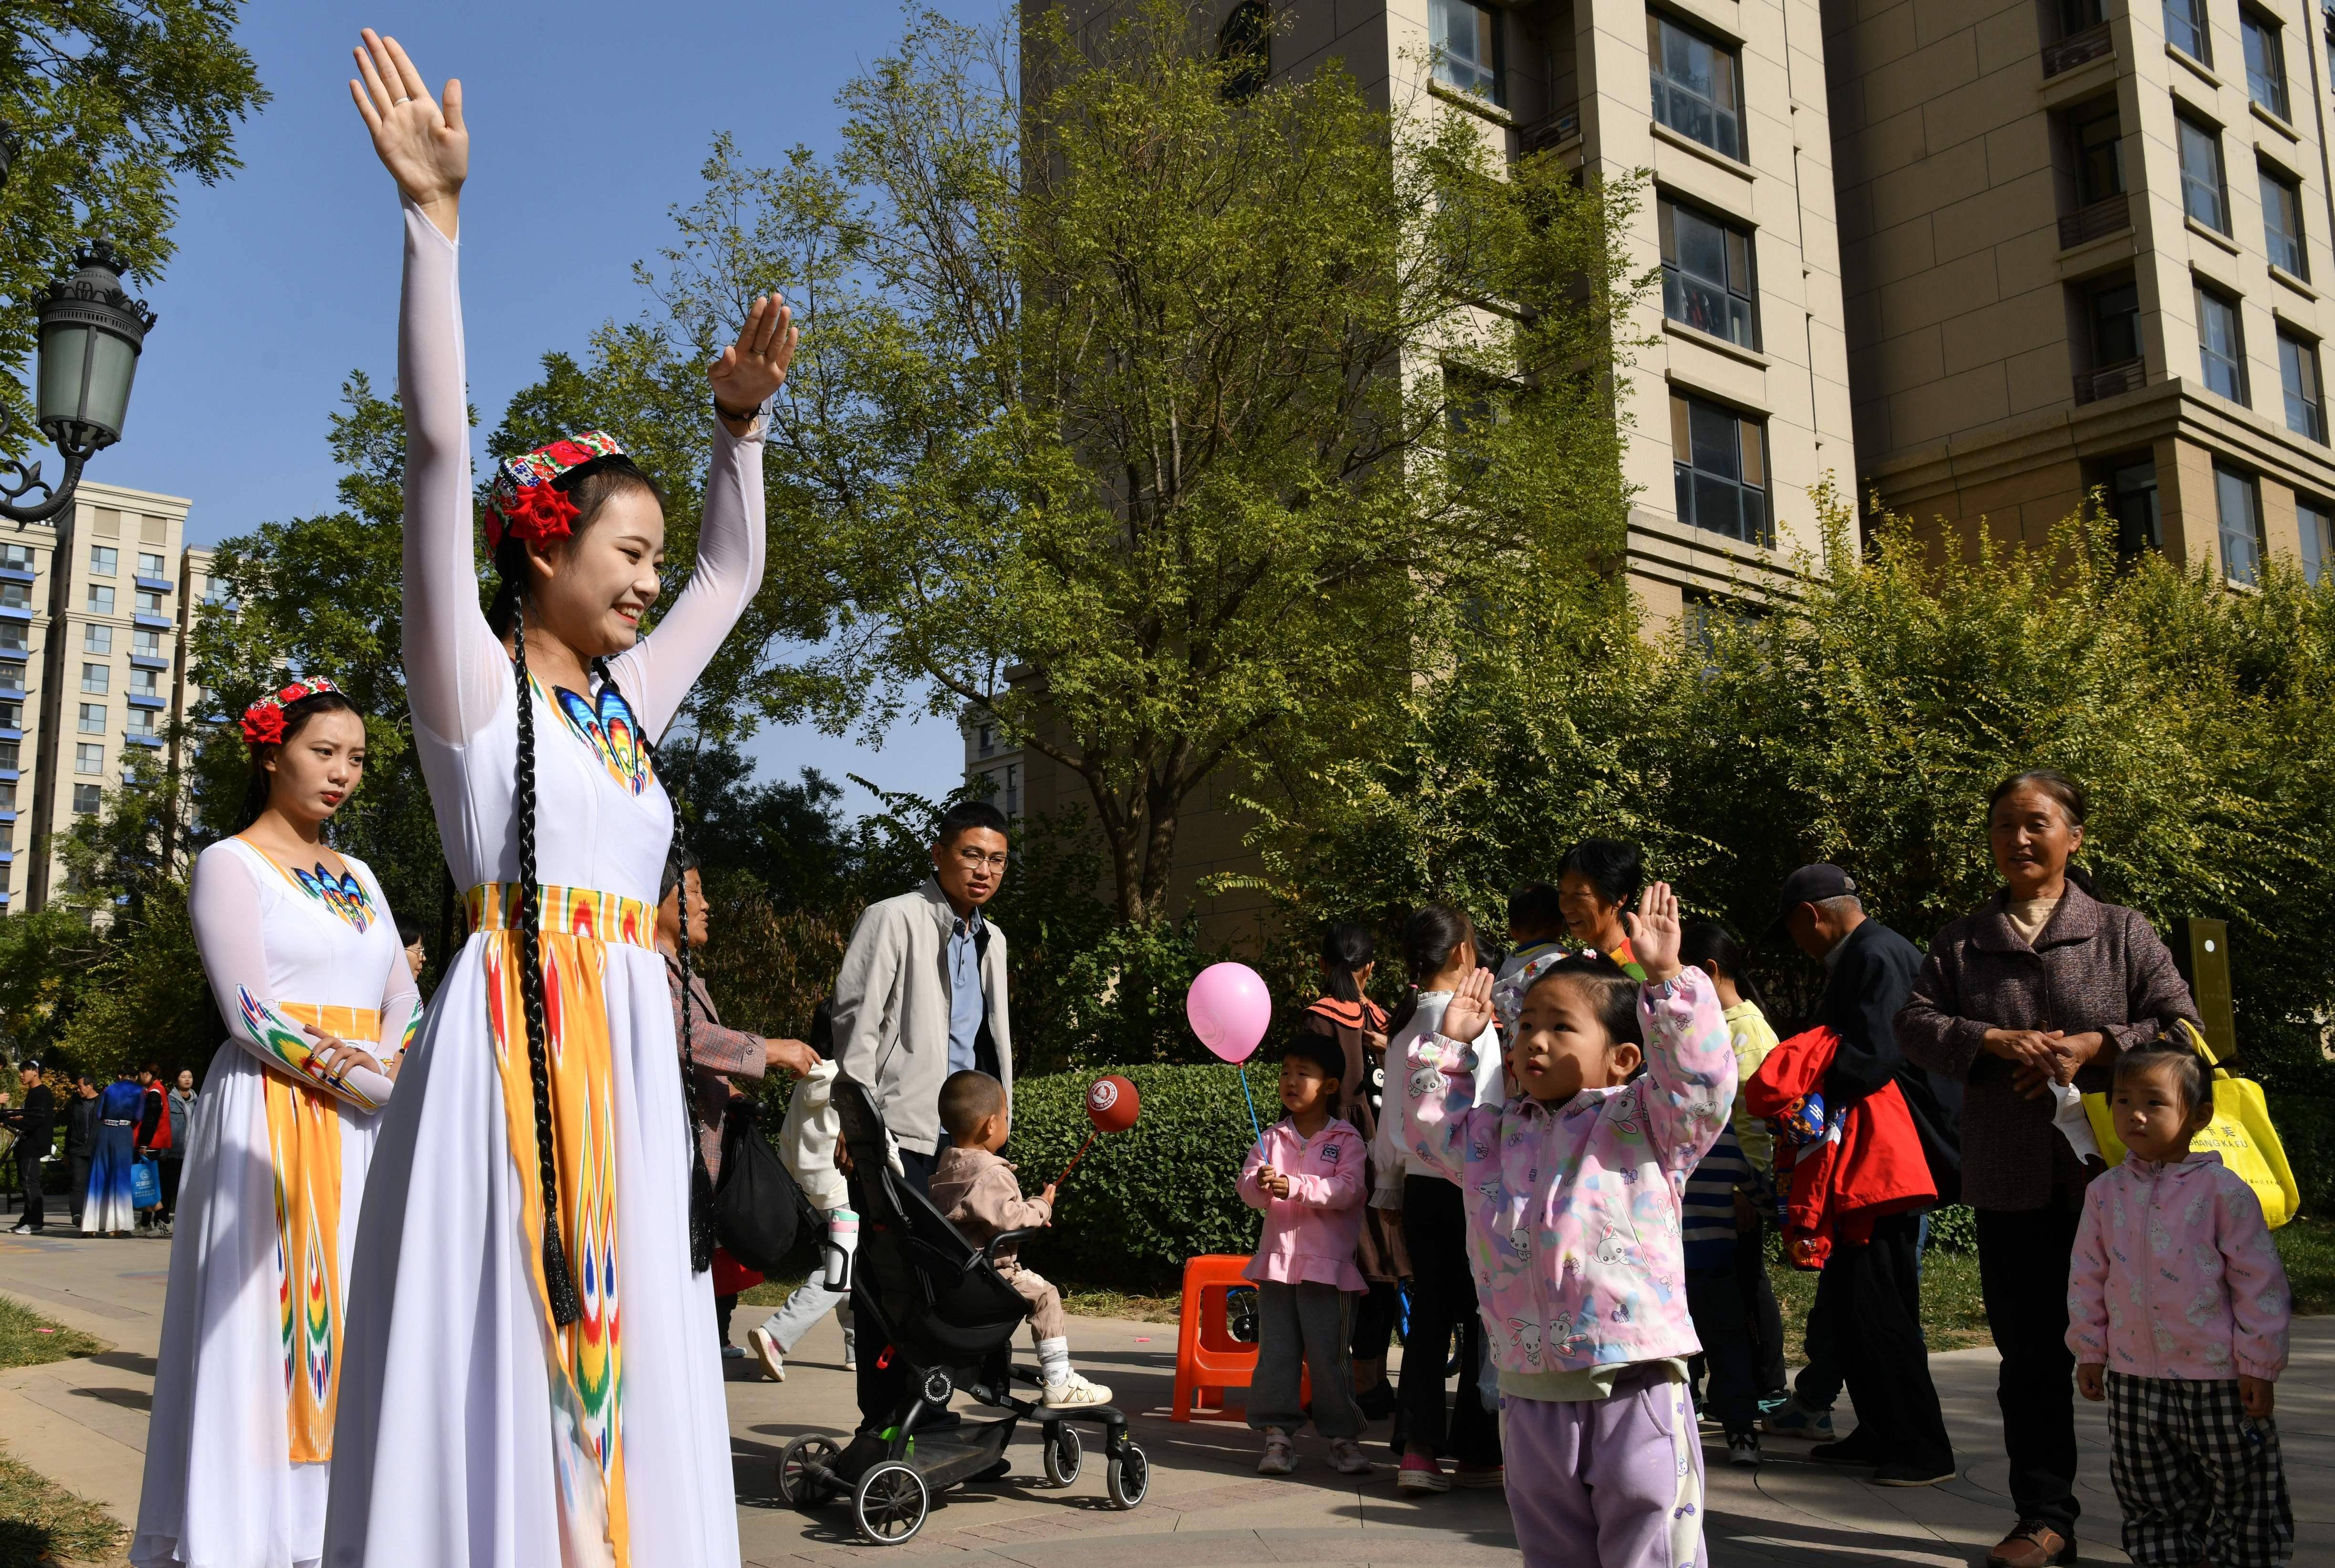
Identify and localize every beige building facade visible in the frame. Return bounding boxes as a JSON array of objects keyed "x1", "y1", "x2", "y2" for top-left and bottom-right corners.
[{"x1": 1830, "y1": 0, "x2": 2335, "y2": 578}]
